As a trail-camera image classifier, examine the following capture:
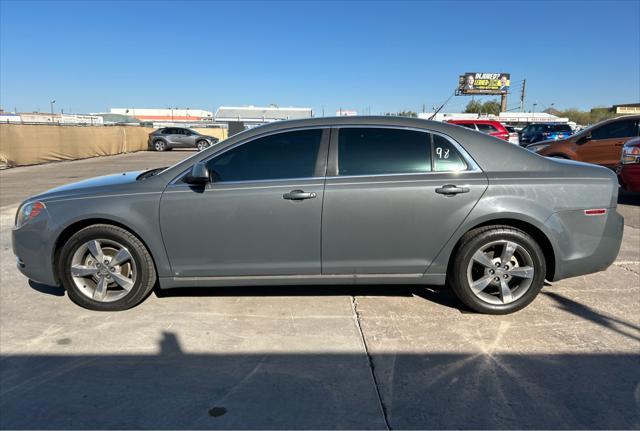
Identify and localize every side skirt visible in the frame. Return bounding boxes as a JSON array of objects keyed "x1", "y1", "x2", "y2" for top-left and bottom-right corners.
[{"x1": 158, "y1": 273, "x2": 446, "y2": 289}]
